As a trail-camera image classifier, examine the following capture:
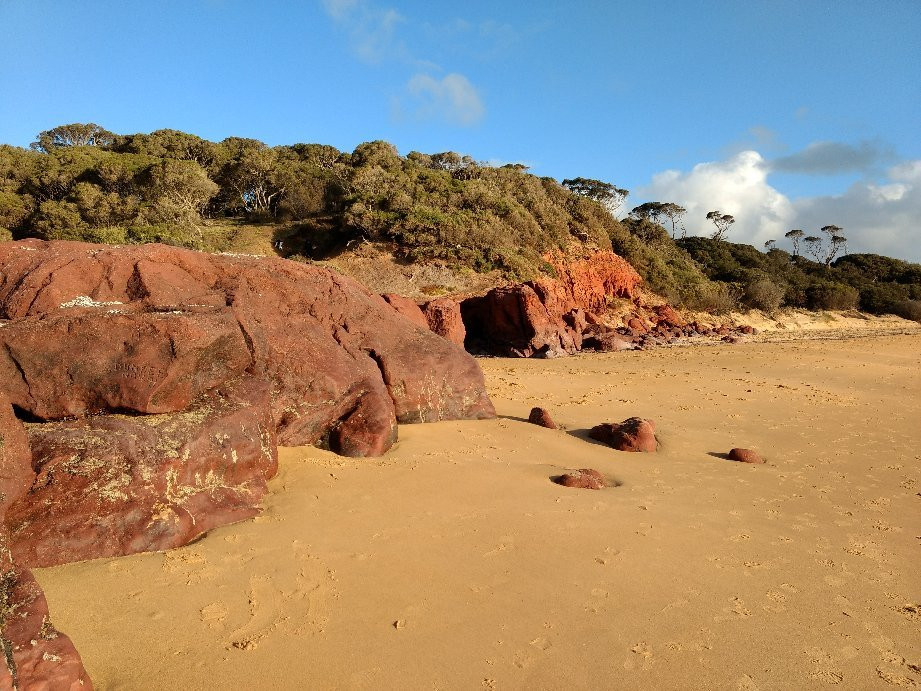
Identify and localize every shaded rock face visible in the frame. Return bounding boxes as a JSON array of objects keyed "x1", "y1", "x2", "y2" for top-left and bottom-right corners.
[
  {"x1": 553, "y1": 468, "x2": 606, "y2": 490},
  {"x1": 7, "y1": 376, "x2": 278, "y2": 568},
  {"x1": 728, "y1": 448, "x2": 764, "y2": 464},
  {"x1": 0, "y1": 240, "x2": 495, "y2": 455},
  {"x1": 589, "y1": 417, "x2": 658, "y2": 452},
  {"x1": 461, "y1": 251, "x2": 642, "y2": 357},
  {"x1": 1, "y1": 394, "x2": 92, "y2": 689},
  {"x1": 527, "y1": 407, "x2": 557, "y2": 429}
]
